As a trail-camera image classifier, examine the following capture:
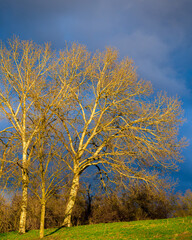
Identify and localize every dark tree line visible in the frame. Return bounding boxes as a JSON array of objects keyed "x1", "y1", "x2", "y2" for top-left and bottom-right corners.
[{"x1": 0, "y1": 183, "x2": 192, "y2": 233}]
